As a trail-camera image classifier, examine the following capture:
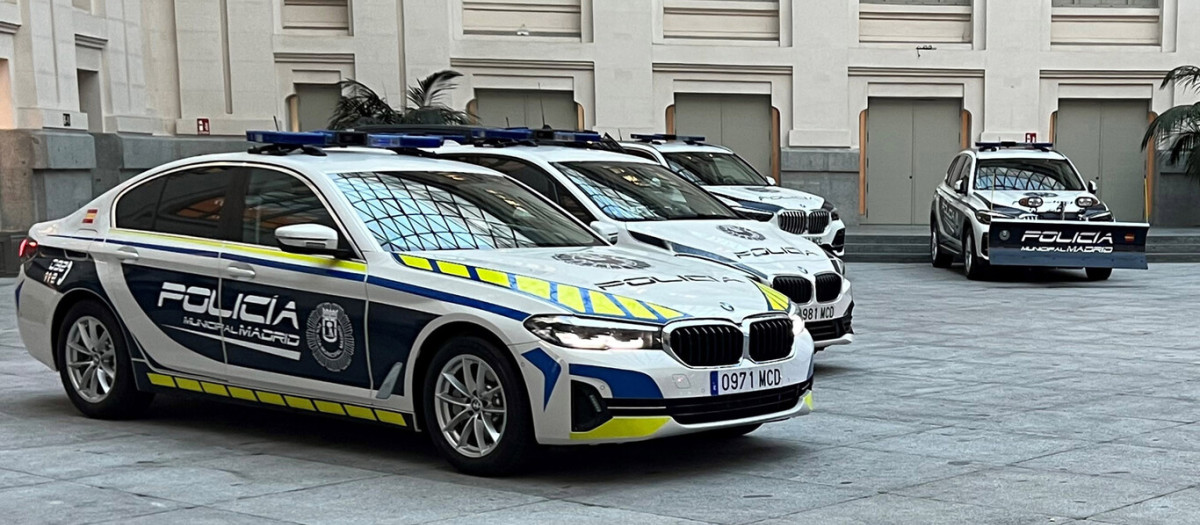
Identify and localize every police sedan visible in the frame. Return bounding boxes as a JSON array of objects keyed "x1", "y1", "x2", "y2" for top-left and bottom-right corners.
[
  {"x1": 620, "y1": 135, "x2": 847, "y2": 255},
  {"x1": 14, "y1": 131, "x2": 815, "y2": 476}
]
